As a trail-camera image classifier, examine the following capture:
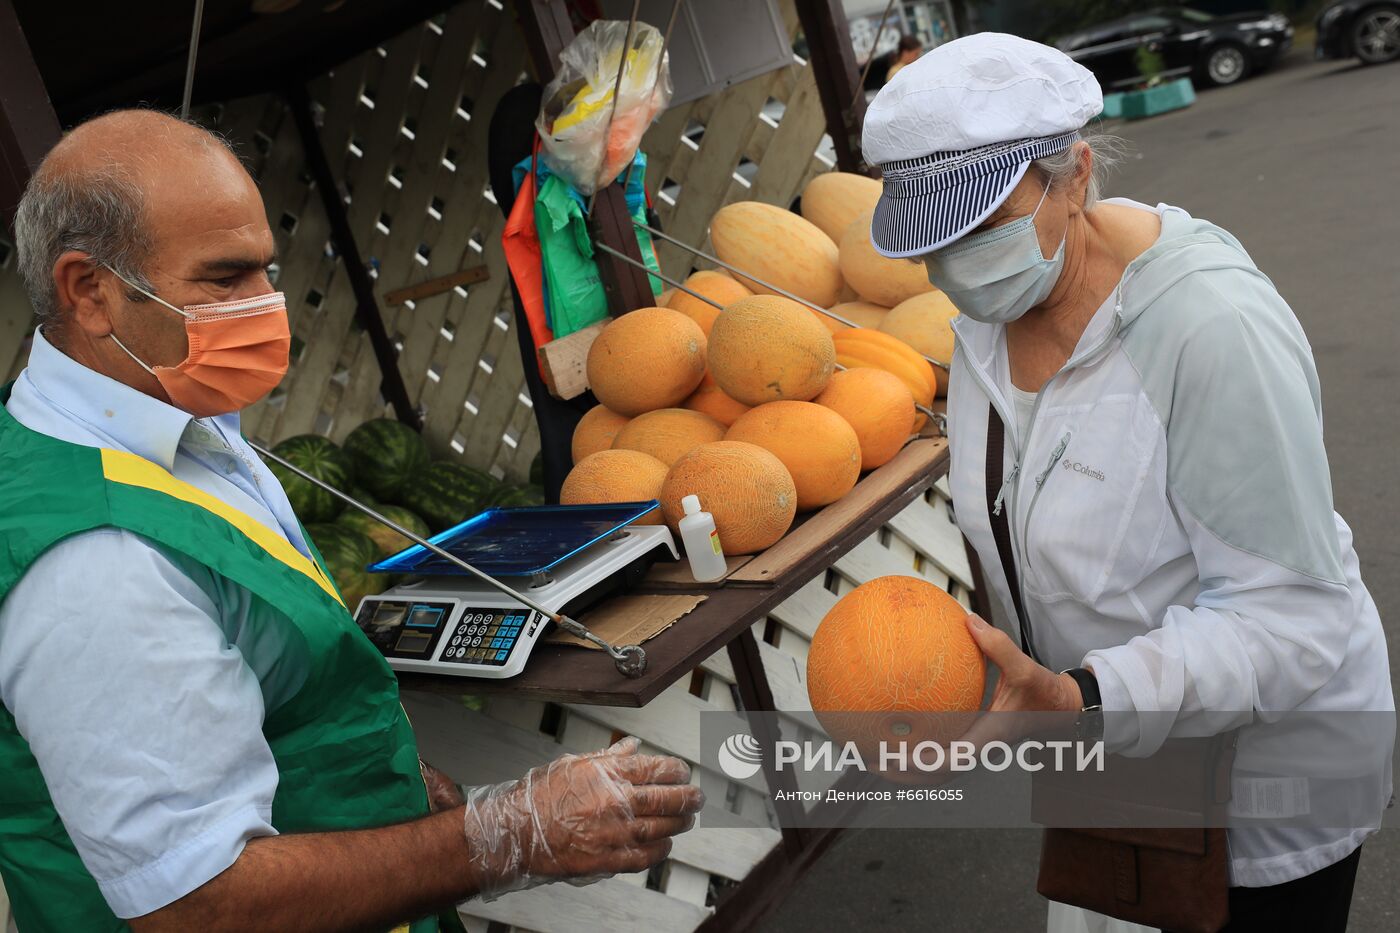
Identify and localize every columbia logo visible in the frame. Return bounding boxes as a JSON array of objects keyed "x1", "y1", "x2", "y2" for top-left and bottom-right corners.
[{"x1": 1062, "y1": 461, "x2": 1105, "y2": 482}]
